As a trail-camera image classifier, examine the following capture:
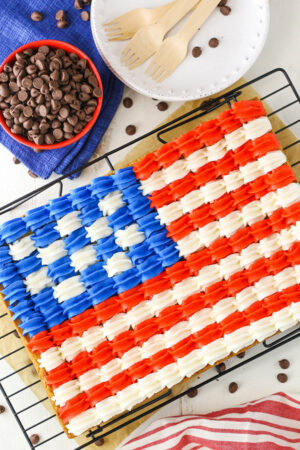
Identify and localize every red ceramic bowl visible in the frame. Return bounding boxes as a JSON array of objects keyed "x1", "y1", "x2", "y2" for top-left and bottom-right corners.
[{"x1": 0, "y1": 40, "x2": 103, "y2": 150}]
